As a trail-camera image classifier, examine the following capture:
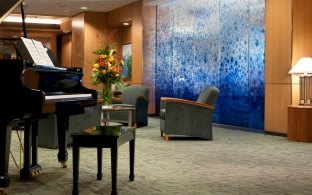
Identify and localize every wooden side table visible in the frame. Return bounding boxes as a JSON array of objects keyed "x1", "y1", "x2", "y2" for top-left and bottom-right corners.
[
  {"x1": 288, "y1": 105, "x2": 312, "y2": 142},
  {"x1": 71, "y1": 125, "x2": 135, "y2": 195}
]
